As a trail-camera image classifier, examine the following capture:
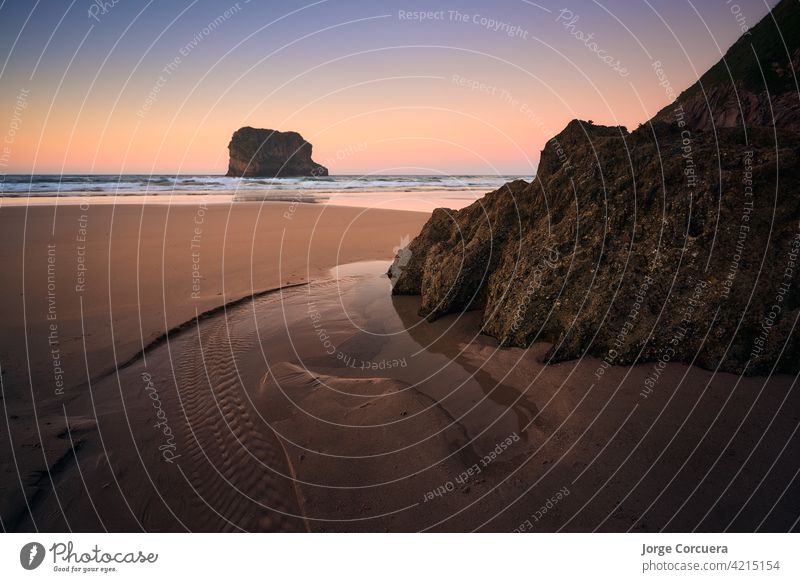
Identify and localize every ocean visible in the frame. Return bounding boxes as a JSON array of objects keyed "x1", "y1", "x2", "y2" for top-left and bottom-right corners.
[
  {"x1": 0, "y1": 174, "x2": 526, "y2": 196},
  {"x1": 0, "y1": 174, "x2": 528, "y2": 210}
]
